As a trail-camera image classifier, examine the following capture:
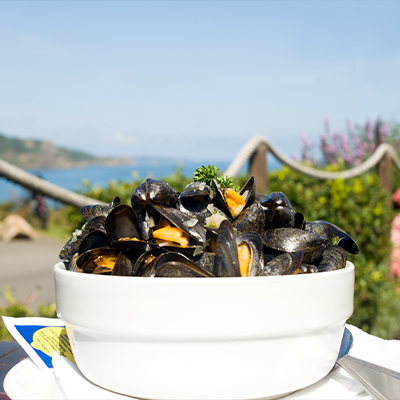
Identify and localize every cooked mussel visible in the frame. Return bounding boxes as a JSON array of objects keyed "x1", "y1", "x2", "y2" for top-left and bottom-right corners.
[
  {"x1": 261, "y1": 228, "x2": 325, "y2": 253},
  {"x1": 317, "y1": 245, "x2": 347, "y2": 272},
  {"x1": 131, "y1": 179, "x2": 179, "y2": 240},
  {"x1": 260, "y1": 251, "x2": 304, "y2": 276},
  {"x1": 306, "y1": 220, "x2": 360, "y2": 254}
]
